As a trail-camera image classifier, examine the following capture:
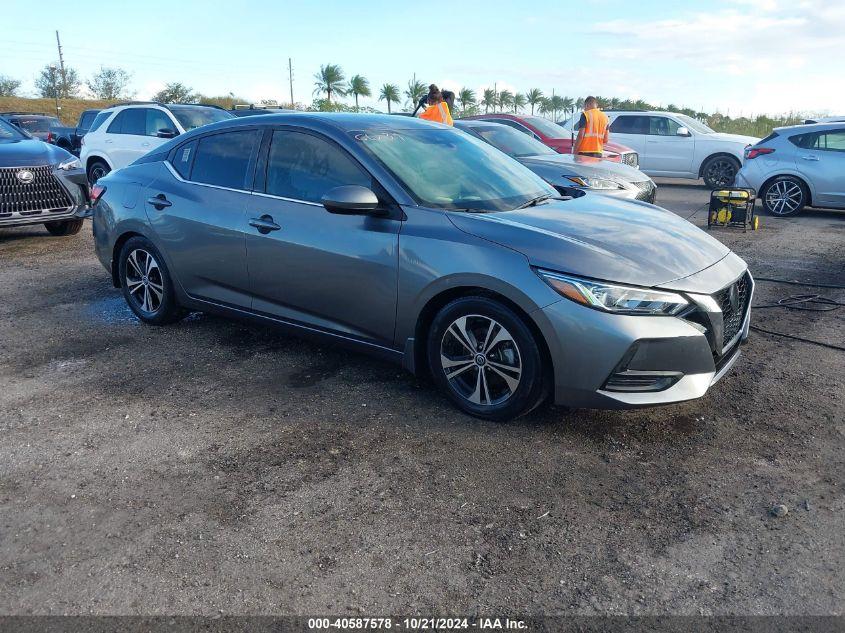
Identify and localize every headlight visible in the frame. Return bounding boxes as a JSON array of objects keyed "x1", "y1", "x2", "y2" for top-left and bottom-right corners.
[
  {"x1": 566, "y1": 176, "x2": 623, "y2": 190},
  {"x1": 58, "y1": 157, "x2": 81, "y2": 171},
  {"x1": 538, "y1": 270, "x2": 689, "y2": 315}
]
